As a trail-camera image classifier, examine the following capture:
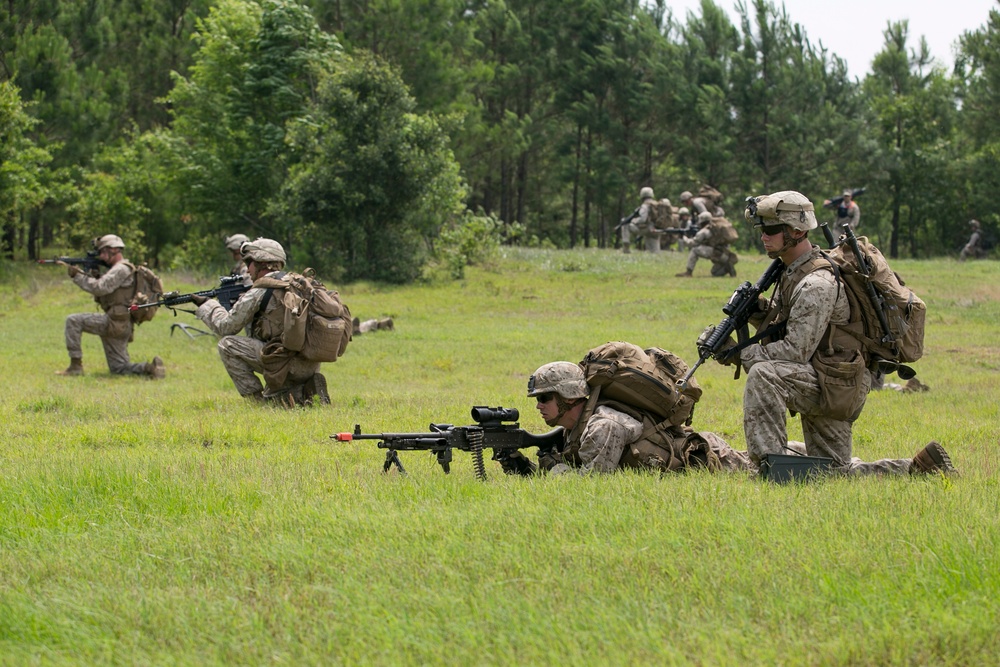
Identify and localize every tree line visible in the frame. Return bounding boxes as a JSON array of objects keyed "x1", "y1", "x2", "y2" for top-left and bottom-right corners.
[{"x1": 2, "y1": 0, "x2": 998, "y2": 282}]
